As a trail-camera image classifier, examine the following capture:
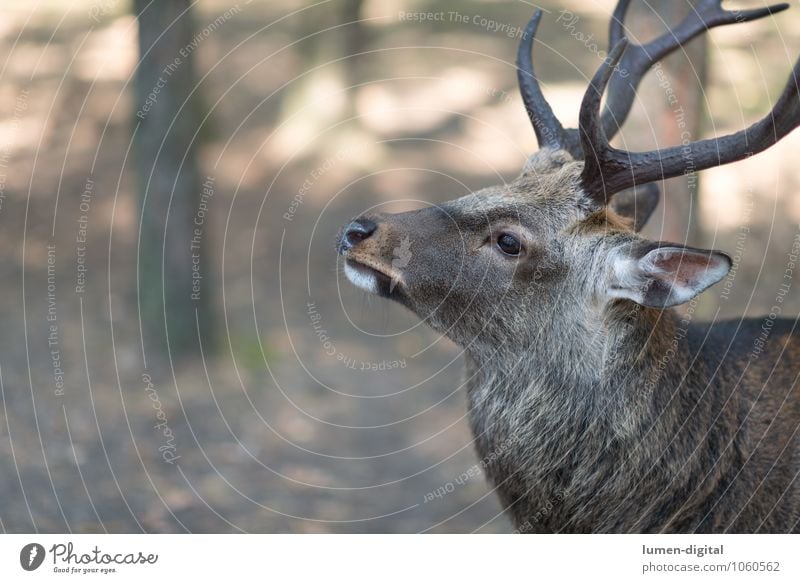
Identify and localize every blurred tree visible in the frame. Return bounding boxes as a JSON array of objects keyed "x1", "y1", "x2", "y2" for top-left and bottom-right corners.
[
  {"x1": 133, "y1": 0, "x2": 212, "y2": 365},
  {"x1": 628, "y1": 0, "x2": 708, "y2": 246}
]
